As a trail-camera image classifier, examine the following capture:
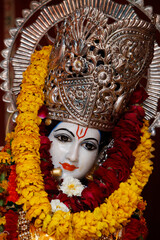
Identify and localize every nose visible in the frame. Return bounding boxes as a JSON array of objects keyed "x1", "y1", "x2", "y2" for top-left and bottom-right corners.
[{"x1": 66, "y1": 143, "x2": 79, "y2": 162}]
